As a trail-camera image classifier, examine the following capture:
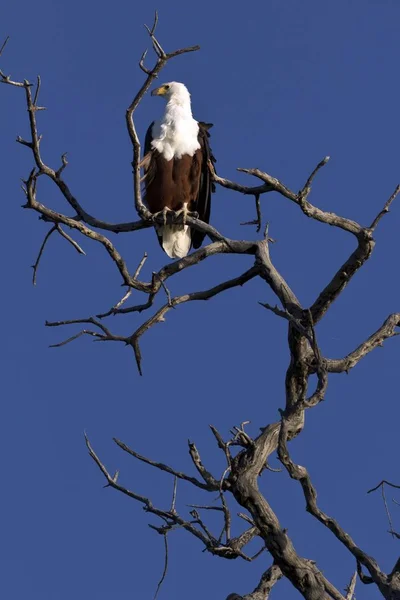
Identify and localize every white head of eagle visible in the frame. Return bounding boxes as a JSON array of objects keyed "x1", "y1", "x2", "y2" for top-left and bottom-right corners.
[{"x1": 142, "y1": 82, "x2": 215, "y2": 259}]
